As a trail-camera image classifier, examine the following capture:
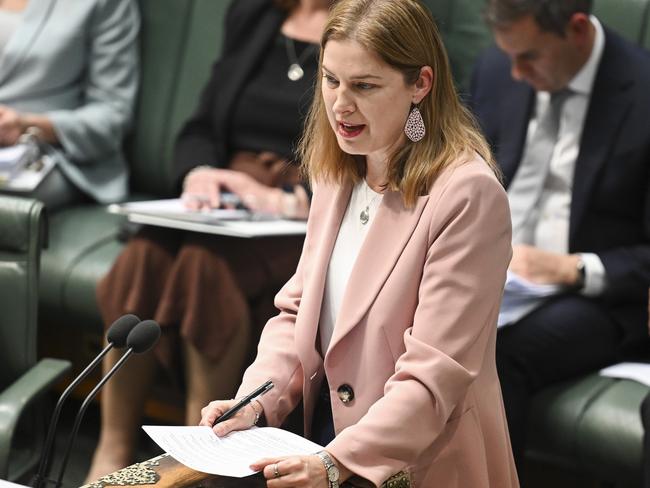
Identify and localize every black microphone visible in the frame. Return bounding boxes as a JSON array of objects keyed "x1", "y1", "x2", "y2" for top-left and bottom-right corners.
[
  {"x1": 32, "y1": 314, "x2": 141, "y2": 488},
  {"x1": 54, "y1": 320, "x2": 161, "y2": 488}
]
